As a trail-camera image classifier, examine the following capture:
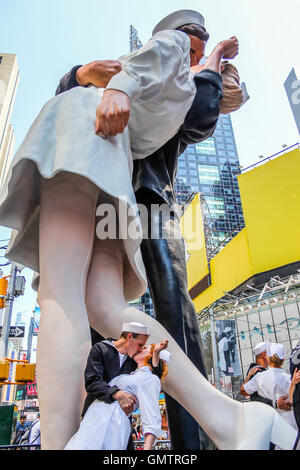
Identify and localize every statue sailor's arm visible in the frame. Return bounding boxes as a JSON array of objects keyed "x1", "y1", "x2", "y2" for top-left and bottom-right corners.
[
  {"x1": 96, "y1": 30, "x2": 192, "y2": 137},
  {"x1": 55, "y1": 61, "x2": 122, "y2": 96}
]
